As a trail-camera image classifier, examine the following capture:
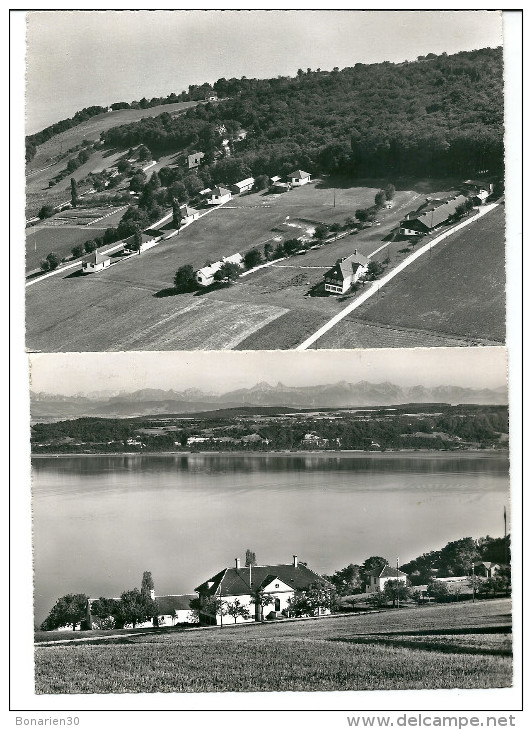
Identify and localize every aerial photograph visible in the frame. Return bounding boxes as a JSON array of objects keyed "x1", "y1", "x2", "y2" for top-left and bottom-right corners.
[
  {"x1": 24, "y1": 10, "x2": 506, "y2": 352},
  {"x1": 30, "y1": 347, "x2": 512, "y2": 695}
]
